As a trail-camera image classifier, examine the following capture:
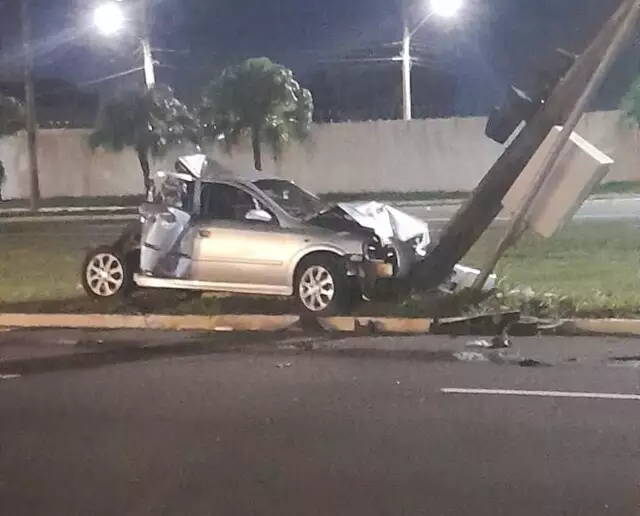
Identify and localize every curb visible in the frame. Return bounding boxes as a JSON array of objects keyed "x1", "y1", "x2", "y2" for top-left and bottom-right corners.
[
  {"x1": 0, "y1": 314, "x2": 300, "y2": 332},
  {"x1": 551, "y1": 319, "x2": 640, "y2": 337},
  {"x1": 0, "y1": 313, "x2": 433, "y2": 334}
]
